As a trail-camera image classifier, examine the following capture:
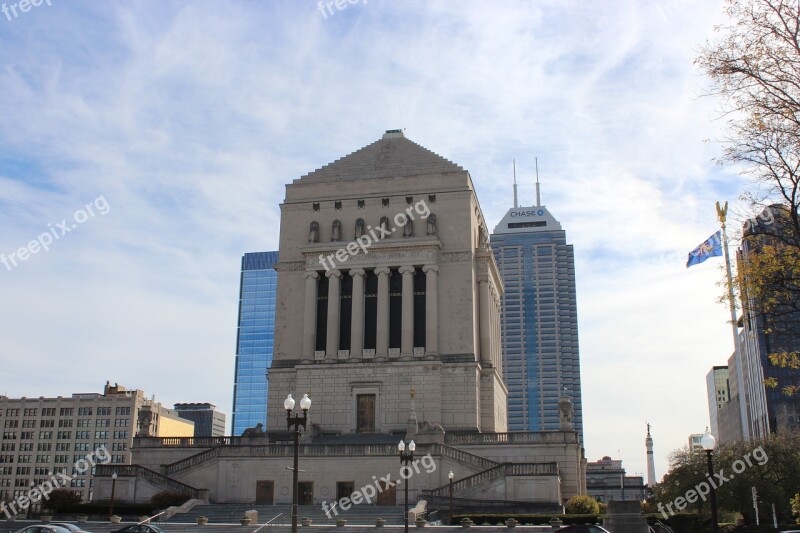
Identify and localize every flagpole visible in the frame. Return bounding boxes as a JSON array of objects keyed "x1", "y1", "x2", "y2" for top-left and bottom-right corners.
[{"x1": 716, "y1": 201, "x2": 751, "y2": 441}]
